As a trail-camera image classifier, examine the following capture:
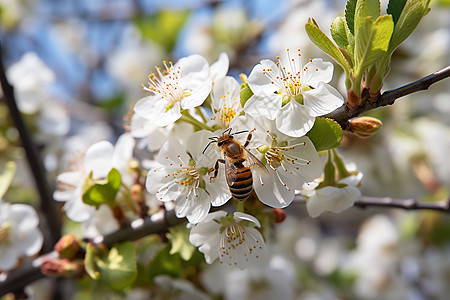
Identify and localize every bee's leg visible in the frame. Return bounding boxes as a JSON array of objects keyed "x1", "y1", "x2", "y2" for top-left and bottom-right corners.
[
  {"x1": 209, "y1": 159, "x2": 225, "y2": 182},
  {"x1": 243, "y1": 128, "x2": 256, "y2": 148}
]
